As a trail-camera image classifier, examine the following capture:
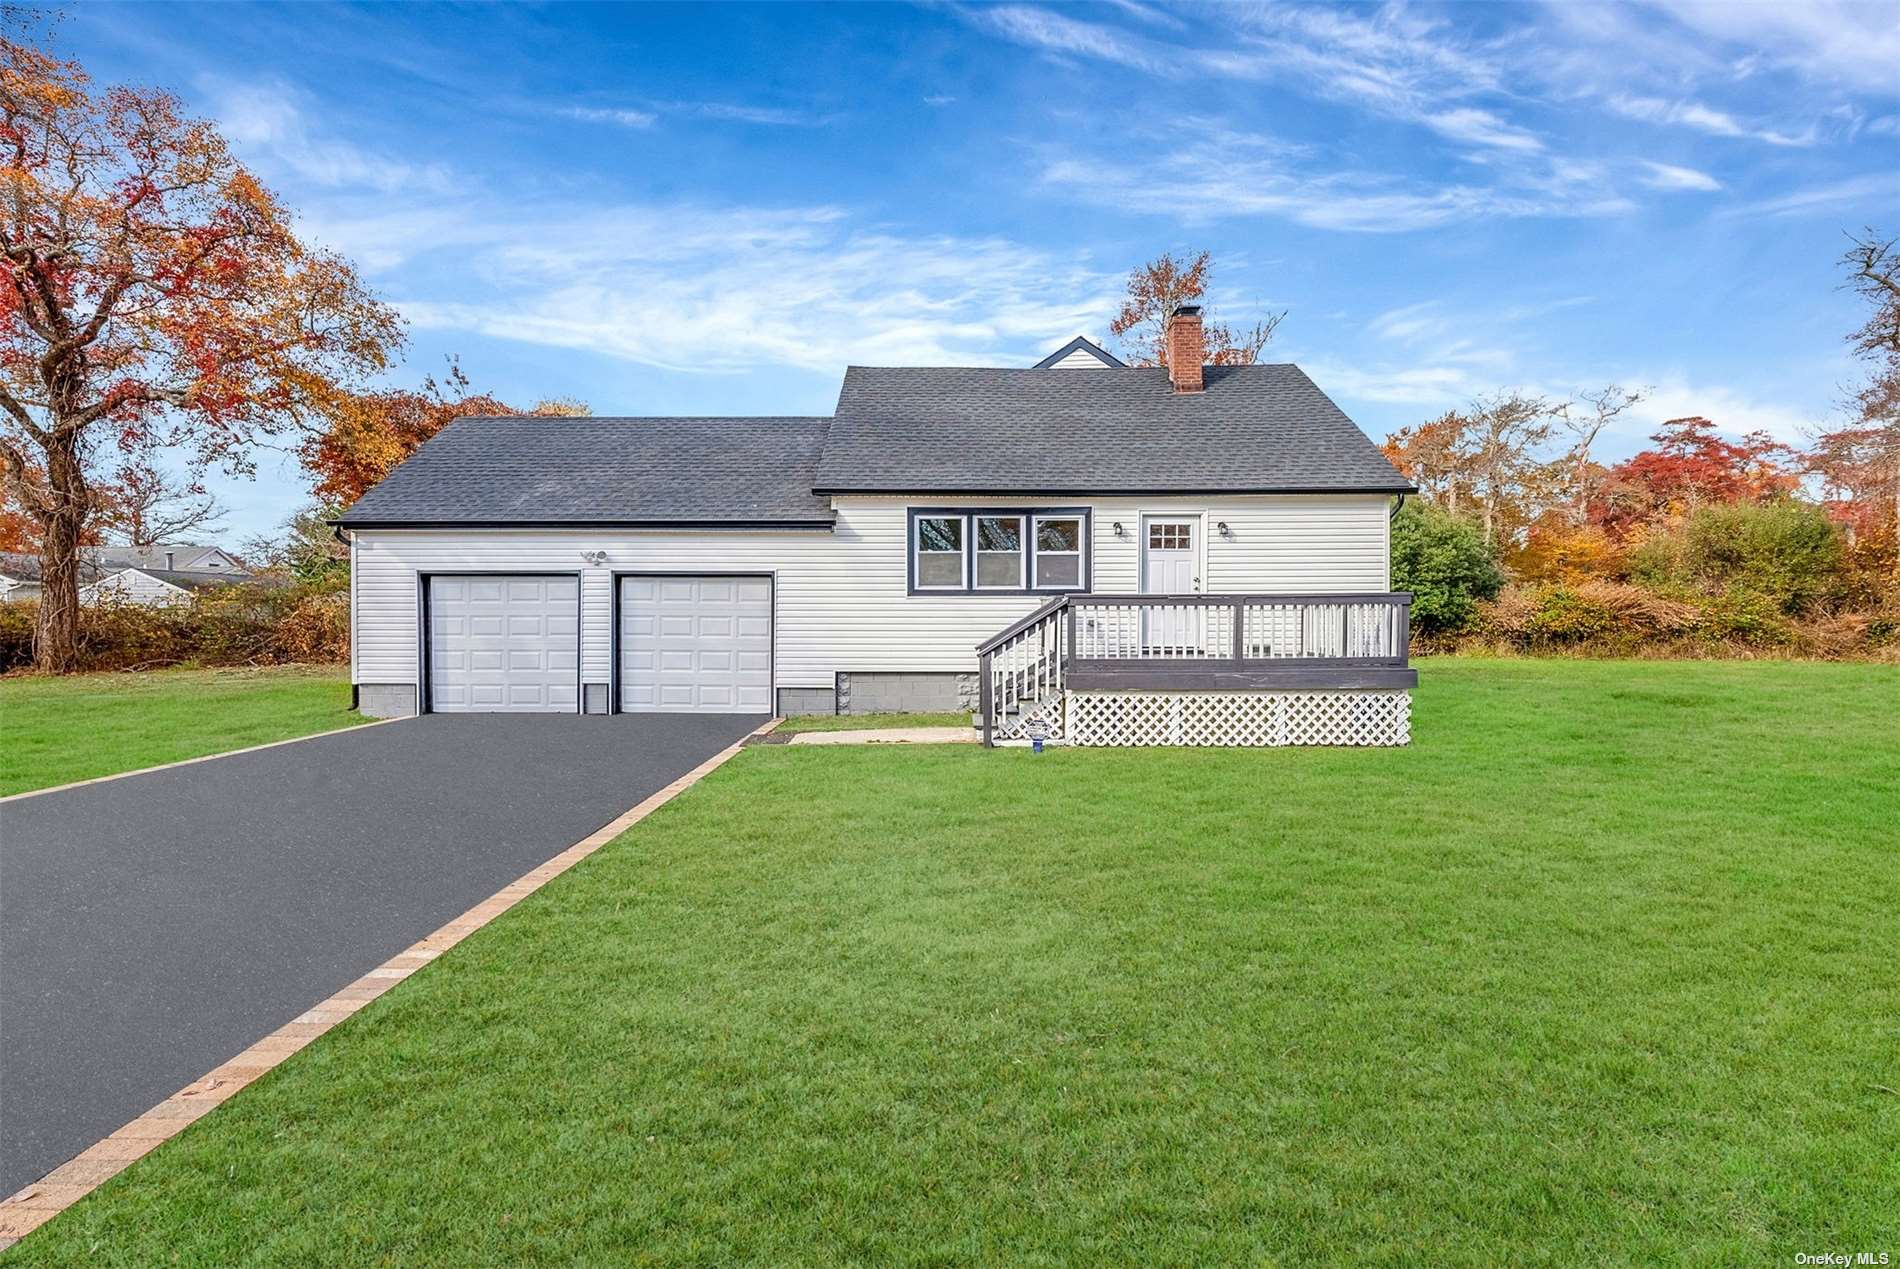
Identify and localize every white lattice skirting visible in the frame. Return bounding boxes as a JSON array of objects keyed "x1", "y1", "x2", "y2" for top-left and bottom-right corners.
[{"x1": 1065, "y1": 690, "x2": 1412, "y2": 747}]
